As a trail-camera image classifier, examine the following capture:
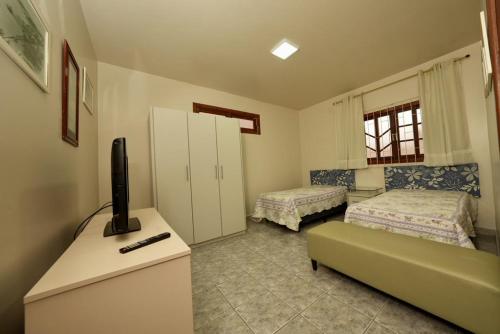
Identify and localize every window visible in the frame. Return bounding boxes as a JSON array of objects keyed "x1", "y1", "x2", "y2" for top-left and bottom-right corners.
[
  {"x1": 365, "y1": 101, "x2": 423, "y2": 165},
  {"x1": 193, "y1": 103, "x2": 261, "y2": 134}
]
